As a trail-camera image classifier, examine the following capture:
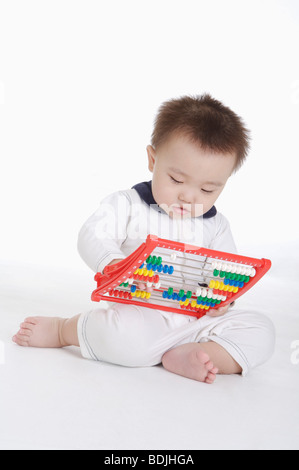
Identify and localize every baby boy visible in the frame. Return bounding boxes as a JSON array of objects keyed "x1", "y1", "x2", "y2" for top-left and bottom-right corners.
[{"x1": 13, "y1": 94, "x2": 275, "y2": 384}]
